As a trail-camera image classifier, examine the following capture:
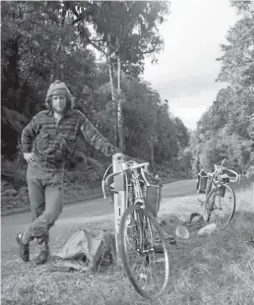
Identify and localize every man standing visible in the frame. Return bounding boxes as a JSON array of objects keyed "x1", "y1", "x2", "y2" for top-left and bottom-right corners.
[{"x1": 16, "y1": 80, "x2": 119, "y2": 265}]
